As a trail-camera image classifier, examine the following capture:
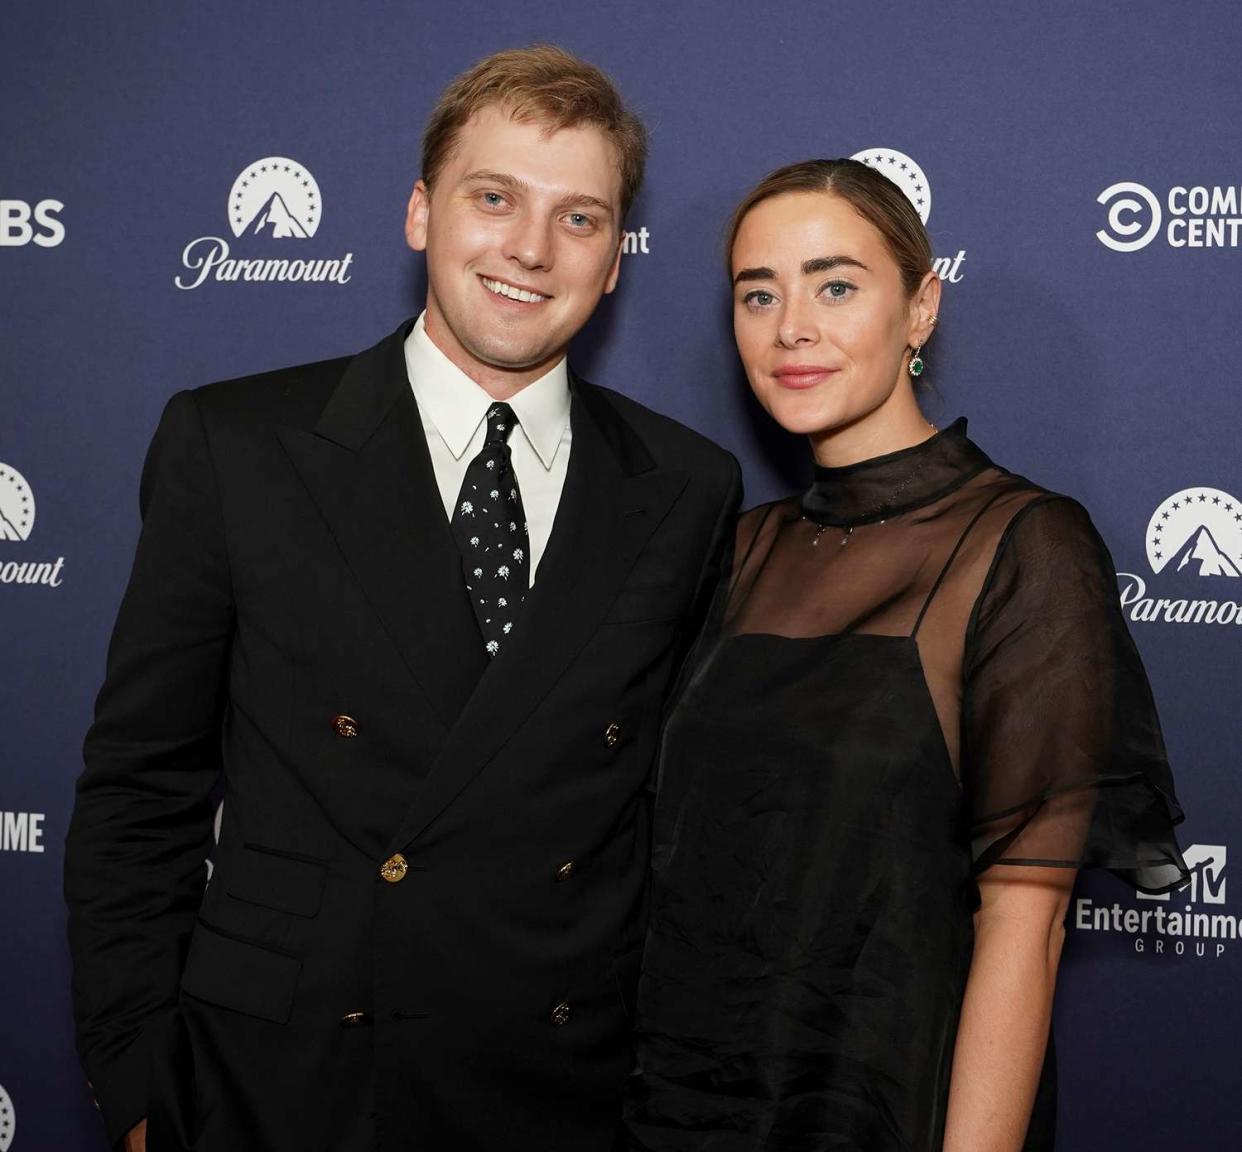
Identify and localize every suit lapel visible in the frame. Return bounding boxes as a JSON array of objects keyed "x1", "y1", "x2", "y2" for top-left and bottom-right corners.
[
  {"x1": 385, "y1": 378, "x2": 689, "y2": 853},
  {"x1": 277, "y1": 322, "x2": 486, "y2": 733}
]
